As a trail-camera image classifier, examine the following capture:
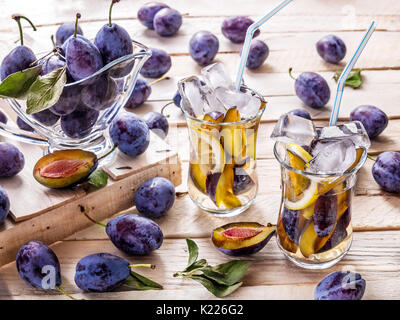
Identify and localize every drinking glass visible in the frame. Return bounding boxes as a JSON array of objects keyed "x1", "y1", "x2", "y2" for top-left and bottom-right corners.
[
  {"x1": 274, "y1": 141, "x2": 367, "y2": 269},
  {"x1": 181, "y1": 85, "x2": 266, "y2": 217}
]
